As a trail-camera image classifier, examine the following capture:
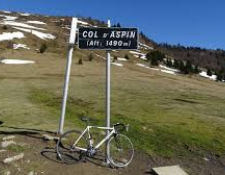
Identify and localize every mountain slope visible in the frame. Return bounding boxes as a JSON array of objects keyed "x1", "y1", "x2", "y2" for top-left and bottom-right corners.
[{"x1": 0, "y1": 11, "x2": 225, "y2": 175}]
